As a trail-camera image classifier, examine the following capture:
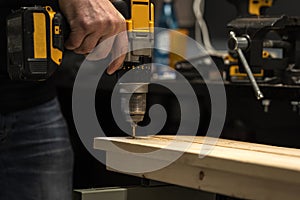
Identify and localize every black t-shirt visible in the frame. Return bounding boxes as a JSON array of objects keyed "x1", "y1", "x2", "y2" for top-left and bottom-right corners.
[{"x1": 0, "y1": 1, "x2": 59, "y2": 113}]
